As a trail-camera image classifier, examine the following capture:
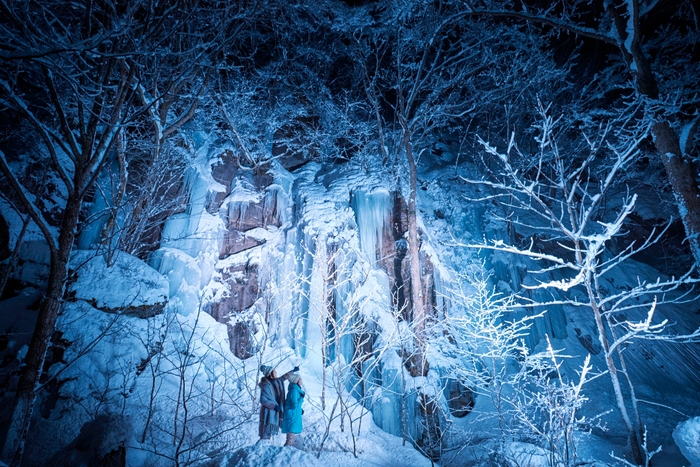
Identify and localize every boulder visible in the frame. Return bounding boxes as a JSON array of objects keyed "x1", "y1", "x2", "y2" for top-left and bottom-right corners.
[
  {"x1": 68, "y1": 251, "x2": 169, "y2": 317},
  {"x1": 45, "y1": 413, "x2": 132, "y2": 467}
]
